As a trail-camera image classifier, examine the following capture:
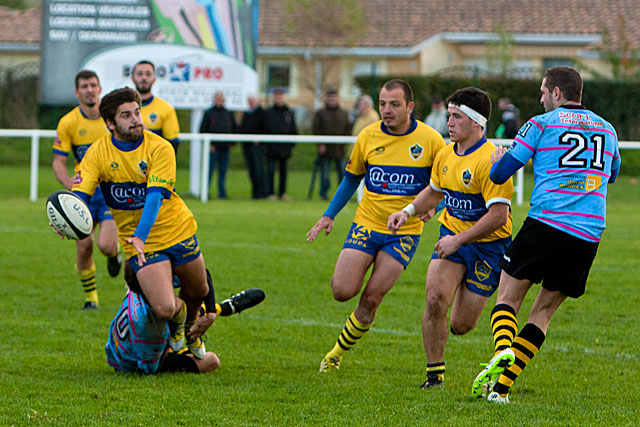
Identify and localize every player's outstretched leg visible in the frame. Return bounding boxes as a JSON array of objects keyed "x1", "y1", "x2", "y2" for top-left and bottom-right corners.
[
  {"x1": 218, "y1": 288, "x2": 266, "y2": 316},
  {"x1": 319, "y1": 312, "x2": 371, "y2": 373},
  {"x1": 488, "y1": 323, "x2": 546, "y2": 404}
]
